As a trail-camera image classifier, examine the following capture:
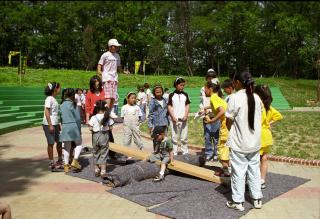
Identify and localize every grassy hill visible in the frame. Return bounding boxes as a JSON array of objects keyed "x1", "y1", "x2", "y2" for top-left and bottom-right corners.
[{"x1": 0, "y1": 67, "x2": 318, "y2": 107}]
